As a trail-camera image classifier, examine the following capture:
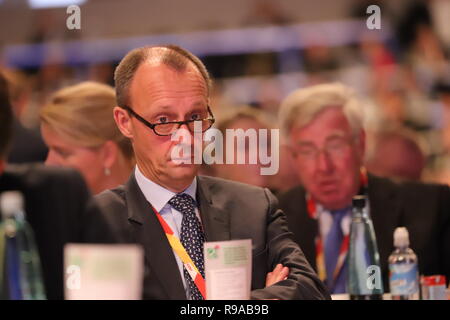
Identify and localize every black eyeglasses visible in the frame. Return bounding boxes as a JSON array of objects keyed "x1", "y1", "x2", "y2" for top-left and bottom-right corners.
[{"x1": 121, "y1": 105, "x2": 215, "y2": 136}]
